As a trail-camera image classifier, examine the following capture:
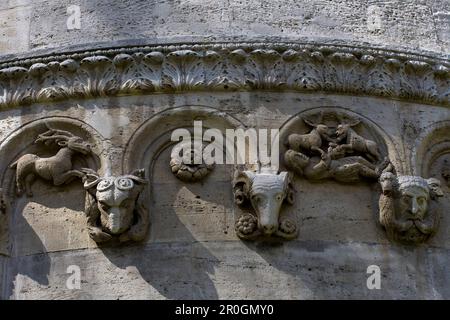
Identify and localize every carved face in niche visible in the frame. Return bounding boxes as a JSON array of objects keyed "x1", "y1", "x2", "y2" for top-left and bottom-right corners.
[
  {"x1": 95, "y1": 176, "x2": 144, "y2": 234},
  {"x1": 397, "y1": 183, "x2": 429, "y2": 221},
  {"x1": 394, "y1": 176, "x2": 436, "y2": 243}
]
